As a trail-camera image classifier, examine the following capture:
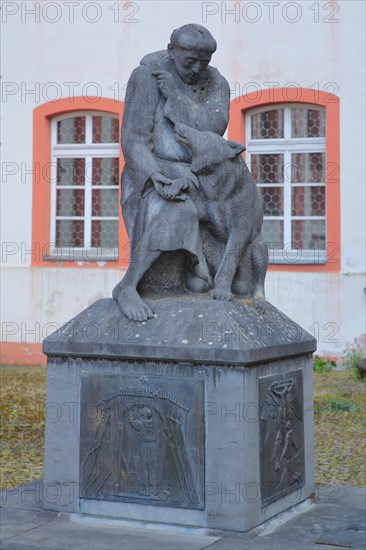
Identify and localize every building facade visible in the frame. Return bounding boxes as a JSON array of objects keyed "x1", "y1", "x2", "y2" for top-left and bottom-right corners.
[{"x1": 1, "y1": 0, "x2": 365, "y2": 364}]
